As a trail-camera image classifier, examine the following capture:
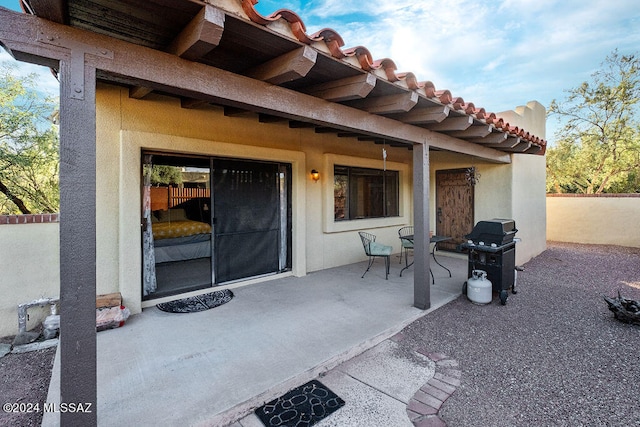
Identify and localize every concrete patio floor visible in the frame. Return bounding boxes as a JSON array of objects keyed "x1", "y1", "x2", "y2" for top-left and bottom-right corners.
[{"x1": 44, "y1": 253, "x2": 467, "y2": 426}]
